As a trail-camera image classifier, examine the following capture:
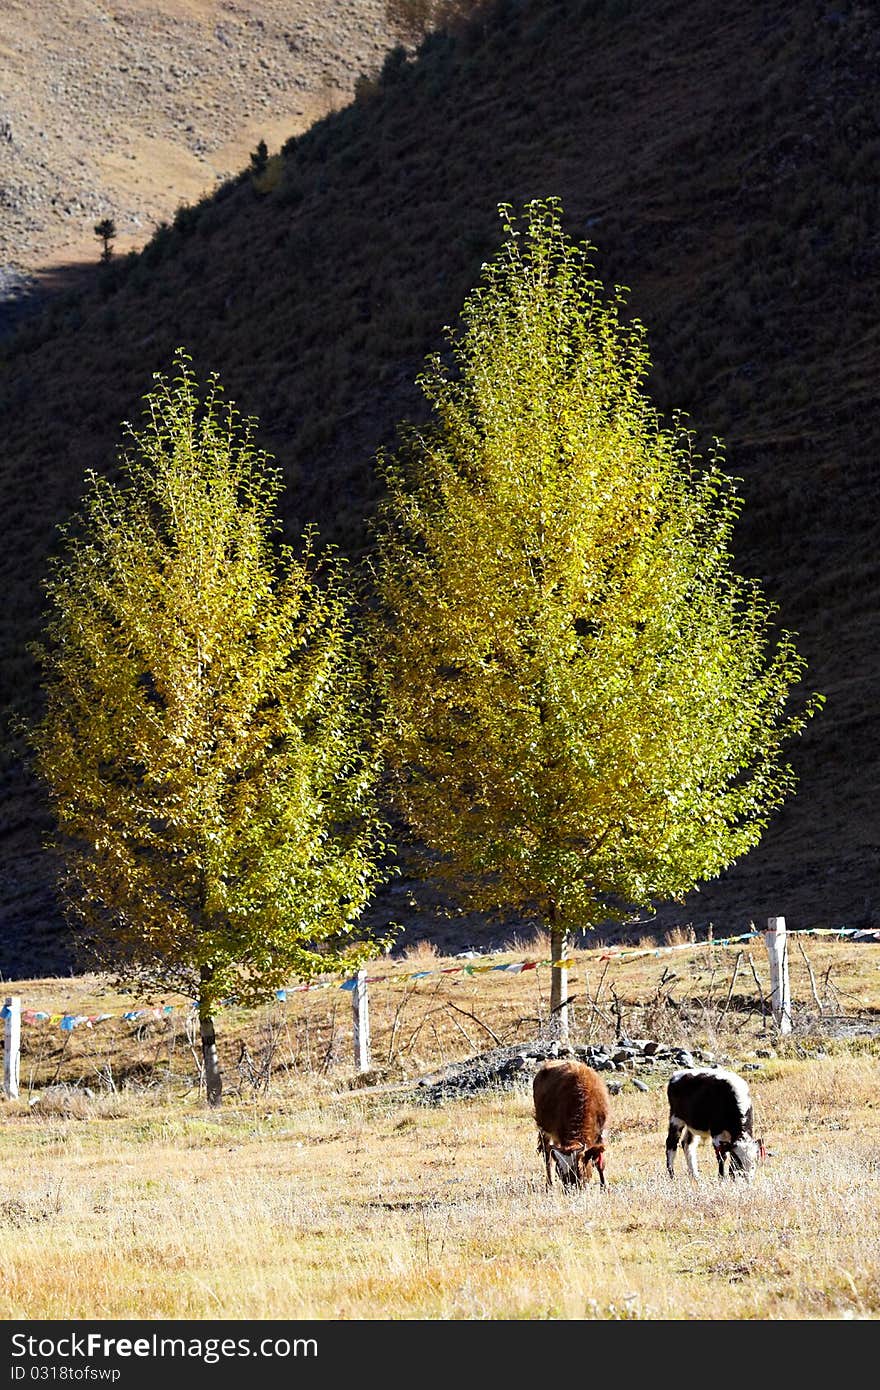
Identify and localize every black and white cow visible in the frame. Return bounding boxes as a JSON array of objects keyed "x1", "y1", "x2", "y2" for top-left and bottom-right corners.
[{"x1": 665, "y1": 1067, "x2": 764, "y2": 1181}]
